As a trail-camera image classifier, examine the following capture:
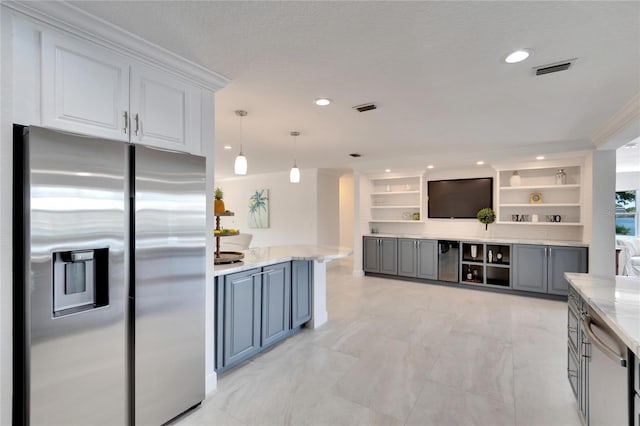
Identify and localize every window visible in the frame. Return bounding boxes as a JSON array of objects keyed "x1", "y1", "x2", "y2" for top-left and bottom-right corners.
[{"x1": 616, "y1": 190, "x2": 637, "y2": 236}]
